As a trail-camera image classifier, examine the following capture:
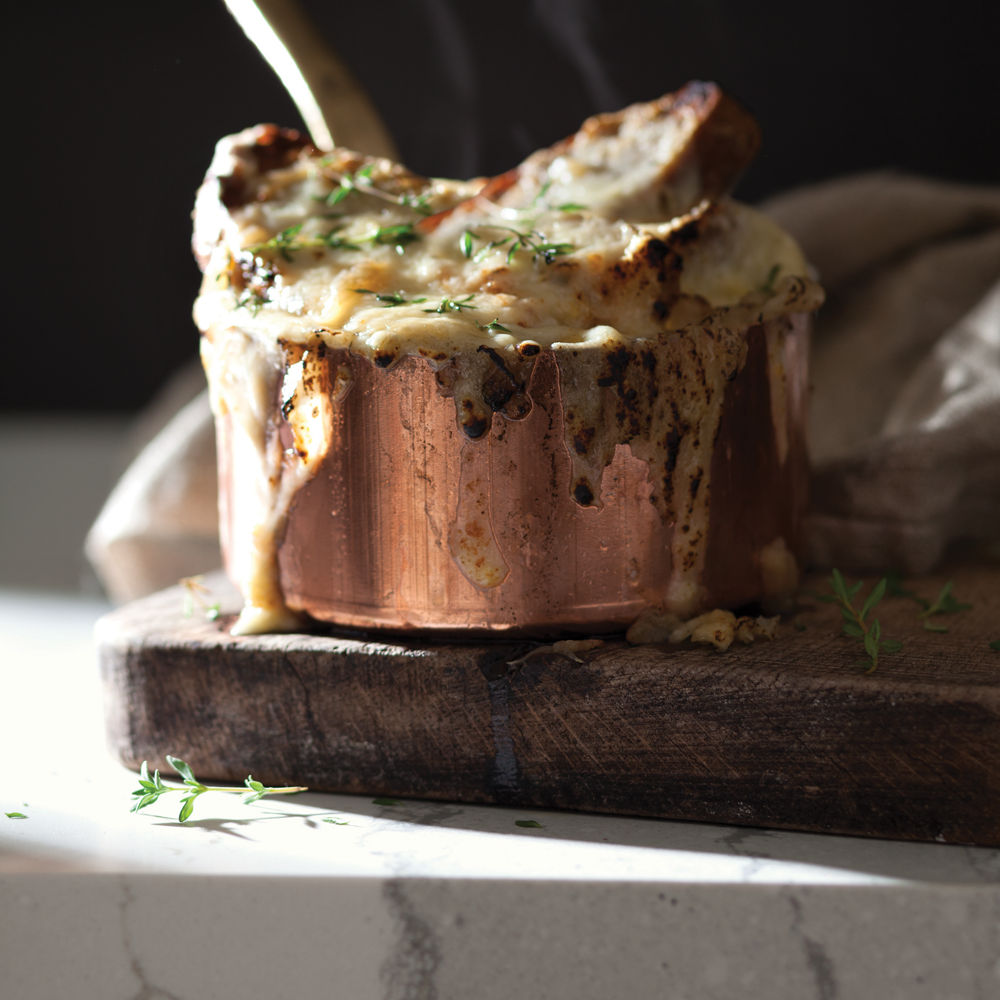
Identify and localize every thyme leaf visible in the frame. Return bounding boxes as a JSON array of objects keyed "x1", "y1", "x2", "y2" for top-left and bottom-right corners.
[
  {"x1": 369, "y1": 223, "x2": 420, "y2": 253},
  {"x1": 478, "y1": 318, "x2": 512, "y2": 333},
  {"x1": 528, "y1": 180, "x2": 553, "y2": 207},
  {"x1": 235, "y1": 290, "x2": 268, "y2": 316},
  {"x1": 759, "y1": 264, "x2": 781, "y2": 295}
]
